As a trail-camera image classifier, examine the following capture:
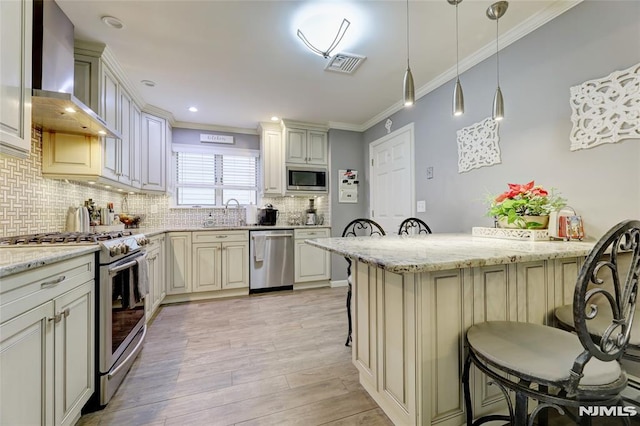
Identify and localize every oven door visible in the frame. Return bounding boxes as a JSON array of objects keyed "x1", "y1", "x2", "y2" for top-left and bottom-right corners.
[{"x1": 99, "y1": 251, "x2": 147, "y2": 405}]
